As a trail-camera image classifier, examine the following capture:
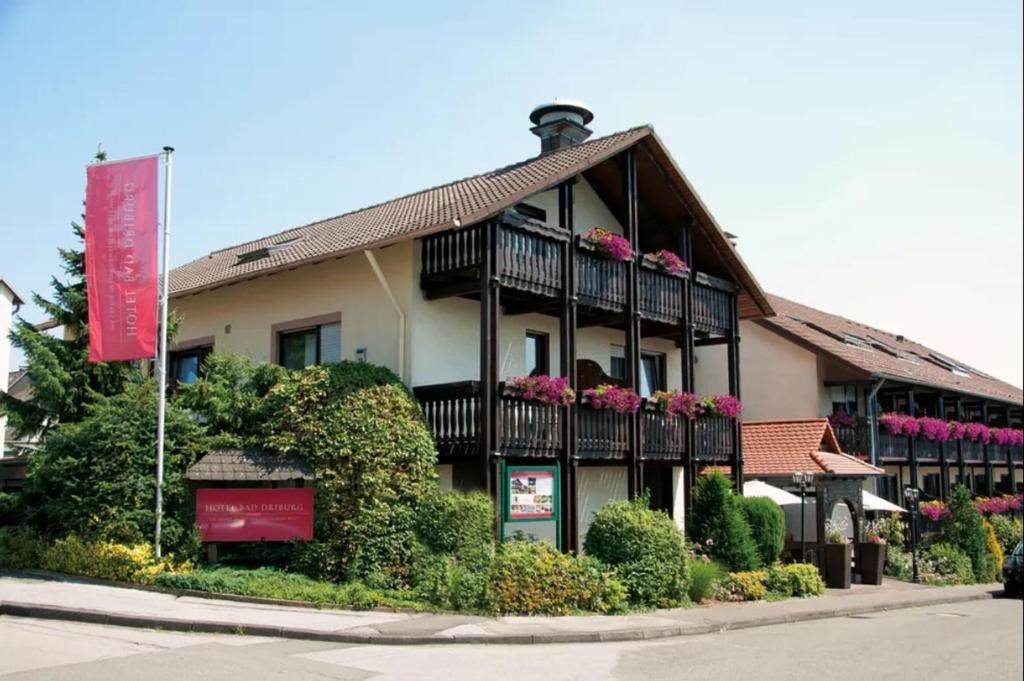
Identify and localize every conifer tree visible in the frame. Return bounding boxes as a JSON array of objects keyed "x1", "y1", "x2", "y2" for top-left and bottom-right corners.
[{"x1": 0, "y1": 150, "x2": 141, "y2": 438}]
